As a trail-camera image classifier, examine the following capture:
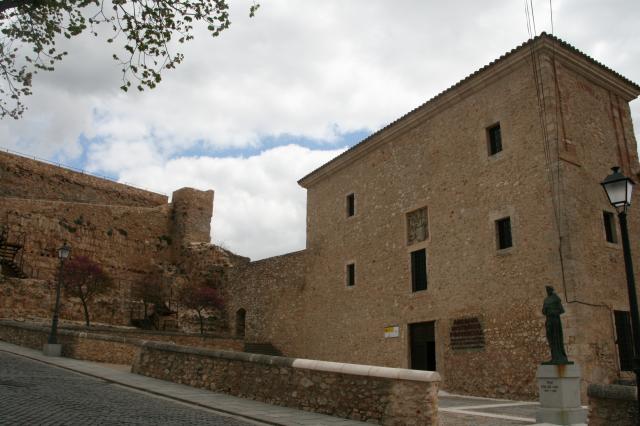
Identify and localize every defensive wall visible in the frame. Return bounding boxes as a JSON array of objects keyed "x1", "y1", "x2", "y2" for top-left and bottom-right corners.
[
  {"x1": 224, "y1": 251, "x2": 306, "y2": 349},
  {"x1": 0, "y1": 150, "x2": 167, "y2": 207},
  {"x1": 0, "y1": 150, "x2": 240, "y2": 327}
]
